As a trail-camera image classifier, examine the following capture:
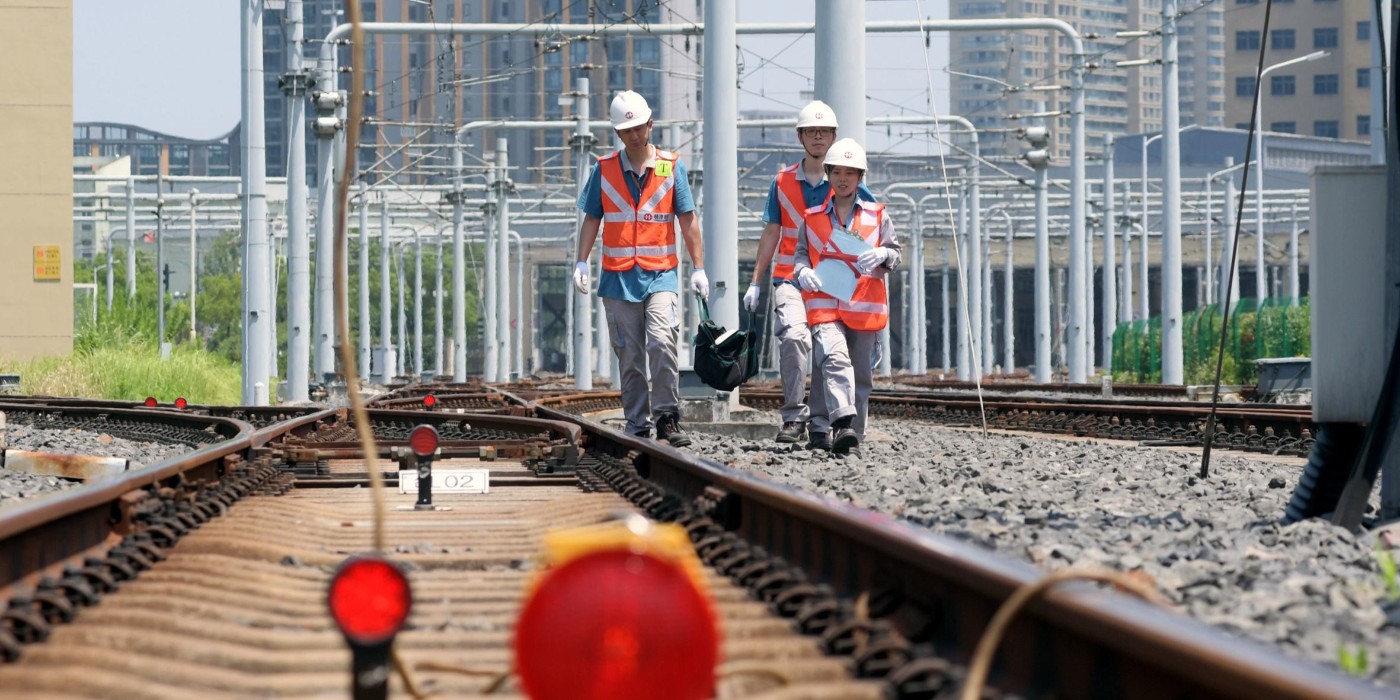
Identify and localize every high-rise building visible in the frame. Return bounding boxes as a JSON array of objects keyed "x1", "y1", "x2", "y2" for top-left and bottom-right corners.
[
  {"x1": 260, "y1": 0, "x2": 701, "y2": 186},
  {"x1": 950, "y1": 0, "x2": 1224, "y2": 160},
  {"x1": 1223, "y1": 0, "x2": 1375, "y2": 143}
]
